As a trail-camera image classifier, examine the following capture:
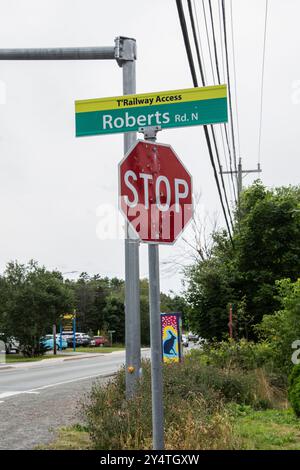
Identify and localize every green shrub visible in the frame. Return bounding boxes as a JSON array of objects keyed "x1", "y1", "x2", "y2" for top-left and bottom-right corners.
[
  {"x1": 255, "y1": 279, "x2": 300, "y2": 376},
  {"x1": 191, "y1": 339, "x2": 275, "y2": 371},
  {"x1": 288, "y1": 364, "x2": 300, "y2": 417},
  {"x1": 81, "y1": 355, "x2": 276, "y2": 450}
]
